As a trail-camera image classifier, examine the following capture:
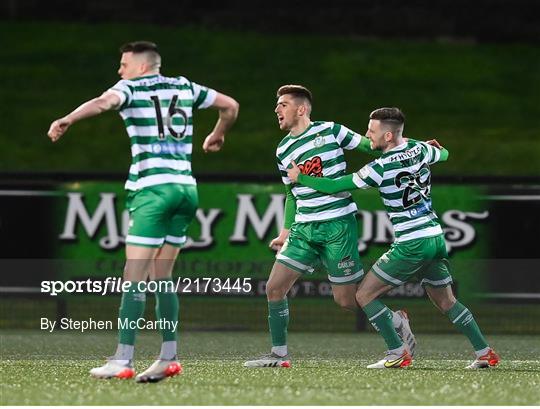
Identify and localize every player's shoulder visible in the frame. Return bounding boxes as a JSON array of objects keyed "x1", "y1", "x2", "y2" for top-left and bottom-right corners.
[
  {"x1": 111, "y1": 78, "x2": 134, "y2": 89},
  {"x1": 276, "y1": 135, "x2": 292, "y2": 154},
  {"x1": 371, "y1": 157, "x2": 385, "y2": 170},
  {"x1": 407, "y1": 138, "x2": 431, "y2": 151},
  {"x1": 406, "y1": 138, "x2": 422, "y2": 146},
  {"x1": 311, "y1": 120, "x2": 336, "y2": 132},
  {"x1": 170, "y1": 75, "x2": 192, "y2": 85},
  {"x1": 310, "y1": 121, "x2": 343, "y2": 139},
  {"x1": 312, "y1": 120, "x2": 334, "y2": 127},
  {"x1": 358, "y1": 158, "x2": 384, "y2": 179},
  {"x1": 408, "y1": 139, "x2": 433, "y2": 156}
]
